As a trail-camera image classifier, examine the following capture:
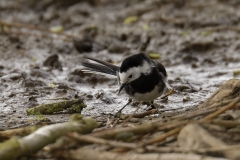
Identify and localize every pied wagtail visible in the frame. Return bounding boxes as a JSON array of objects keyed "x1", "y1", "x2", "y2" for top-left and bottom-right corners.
[{"x1": 81, "y1": 53, "x2": 171, "y2": 113}]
